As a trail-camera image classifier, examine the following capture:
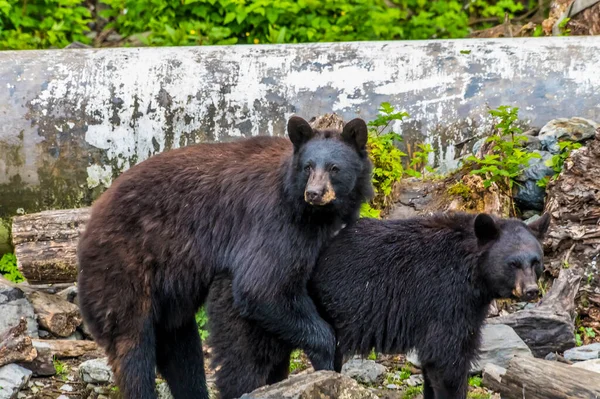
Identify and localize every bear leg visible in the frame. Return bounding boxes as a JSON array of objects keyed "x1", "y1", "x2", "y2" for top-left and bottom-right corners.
[
  {"x1": 266, "y1": 356, "x2": 291, "y2": 384},
  {"x1": 108, "y1": 318, "x2": 158, "y2": 399},
  {"x1": 423, "y1": 366, "x2": 468, "y2": 399},
  {"x1": 156, "y1": 316, "x2": 208, "y2": 399}
]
